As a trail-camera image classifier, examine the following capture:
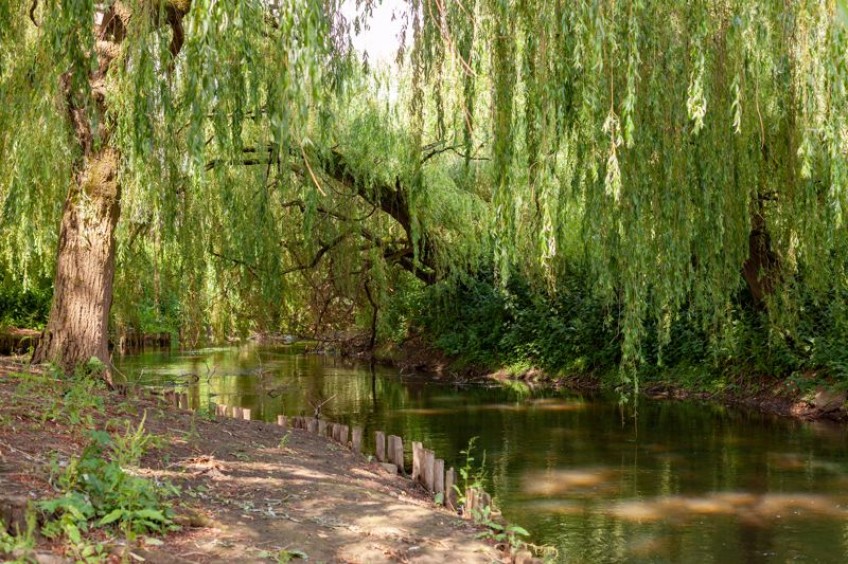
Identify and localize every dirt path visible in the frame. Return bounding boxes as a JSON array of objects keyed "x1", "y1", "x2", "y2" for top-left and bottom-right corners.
[{"x1": 0, "y1": 363, "x2": 508, "y2": 563}]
